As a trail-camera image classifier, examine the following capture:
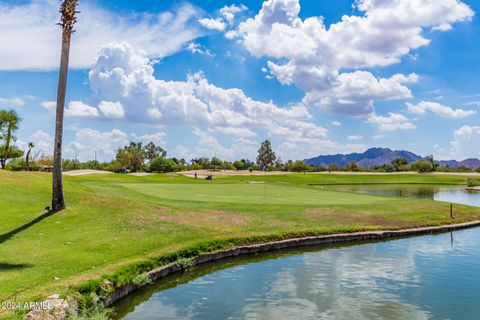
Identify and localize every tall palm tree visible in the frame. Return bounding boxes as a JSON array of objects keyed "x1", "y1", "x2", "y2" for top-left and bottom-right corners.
[
  {"x1": 26, "y1": 142, "x2": 35, "y2": 171},
  {"x1": 52, "y1": 0, "x2": 78, "y2": 212},
  {"x1": 0, "y1": 109, "x2": 21, "y2": 170}
]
